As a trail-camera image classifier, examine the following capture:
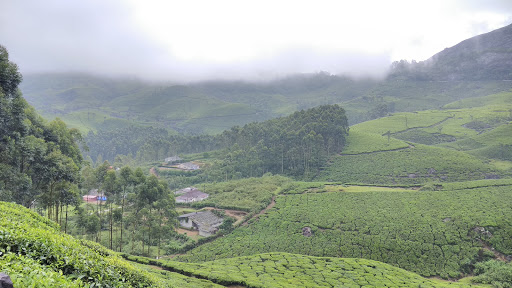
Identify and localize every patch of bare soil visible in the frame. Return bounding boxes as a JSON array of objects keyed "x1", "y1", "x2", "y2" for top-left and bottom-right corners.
[
  {"x1": 149, "y1": 167, "x2": 158, "y2": 177},
  {"x1": 480, "y1": 239, "x2": 511, "y2": 262},
  {"x1": 175, "y1": 228, "x2": 199, "y2": 239}
]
